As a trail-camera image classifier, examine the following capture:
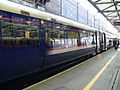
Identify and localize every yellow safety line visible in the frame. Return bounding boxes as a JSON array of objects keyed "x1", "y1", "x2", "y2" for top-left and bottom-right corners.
[{"x1": 83, "y1": 51, "x2": 119, "y2": 90}]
